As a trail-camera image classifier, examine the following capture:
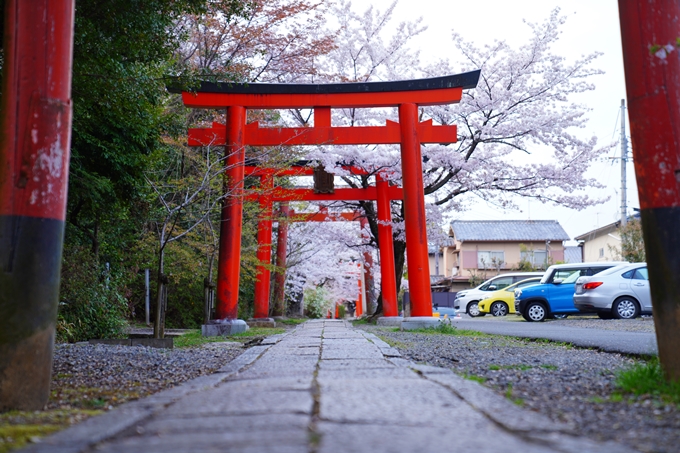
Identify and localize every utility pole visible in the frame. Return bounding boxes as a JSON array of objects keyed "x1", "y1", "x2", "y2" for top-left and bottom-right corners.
[{"x1": 620, "y1": 99, "x2": 628, "y2": 226}]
